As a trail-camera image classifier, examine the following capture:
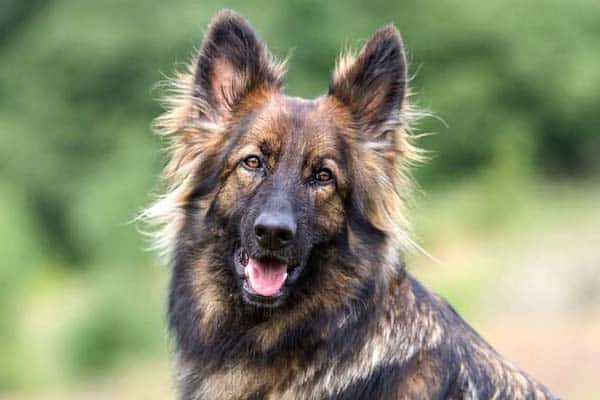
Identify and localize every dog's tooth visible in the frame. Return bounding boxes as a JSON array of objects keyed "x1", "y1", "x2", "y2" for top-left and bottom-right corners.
[
  {"x1": 283, "y1": 272, "x2": 288, "y2": 282},
  {"x1": 240, "y1": 248, "x2": 249, "y2": 265}
]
